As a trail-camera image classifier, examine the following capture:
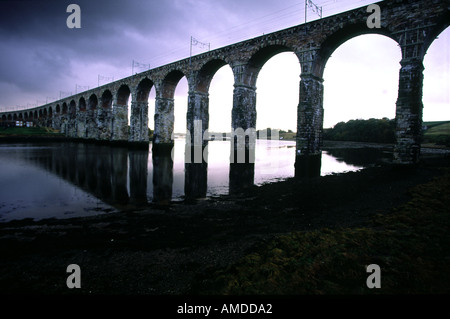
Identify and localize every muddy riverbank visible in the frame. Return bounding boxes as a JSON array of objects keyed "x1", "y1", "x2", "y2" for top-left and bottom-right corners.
[{"x1": 0, "y1": 152, "x2": 449, "y2": 297}]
